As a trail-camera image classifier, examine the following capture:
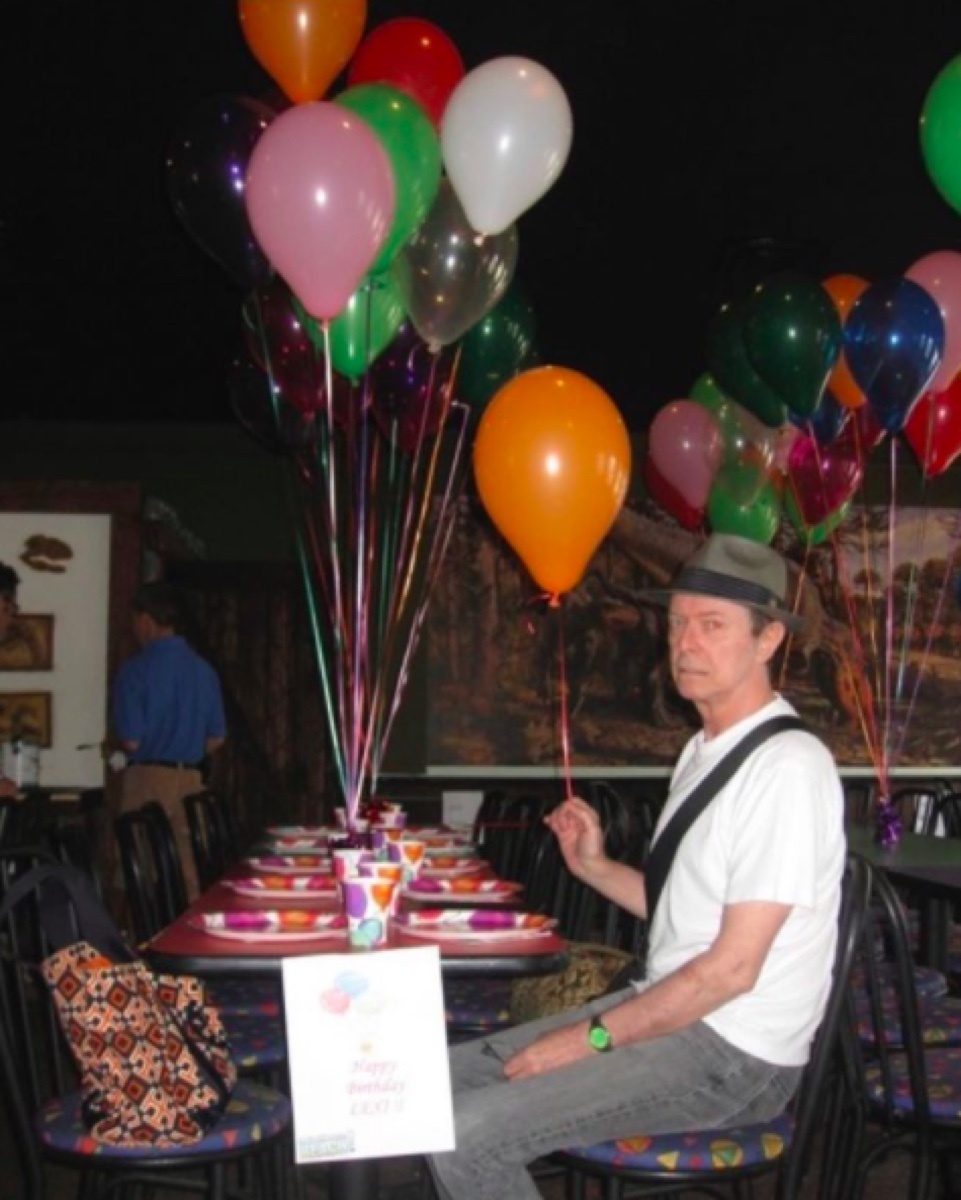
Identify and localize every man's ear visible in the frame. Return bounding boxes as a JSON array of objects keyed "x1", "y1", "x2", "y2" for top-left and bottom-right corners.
[{"x1": 757, "y1": 620, "x2": 786, "y2": 664}]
